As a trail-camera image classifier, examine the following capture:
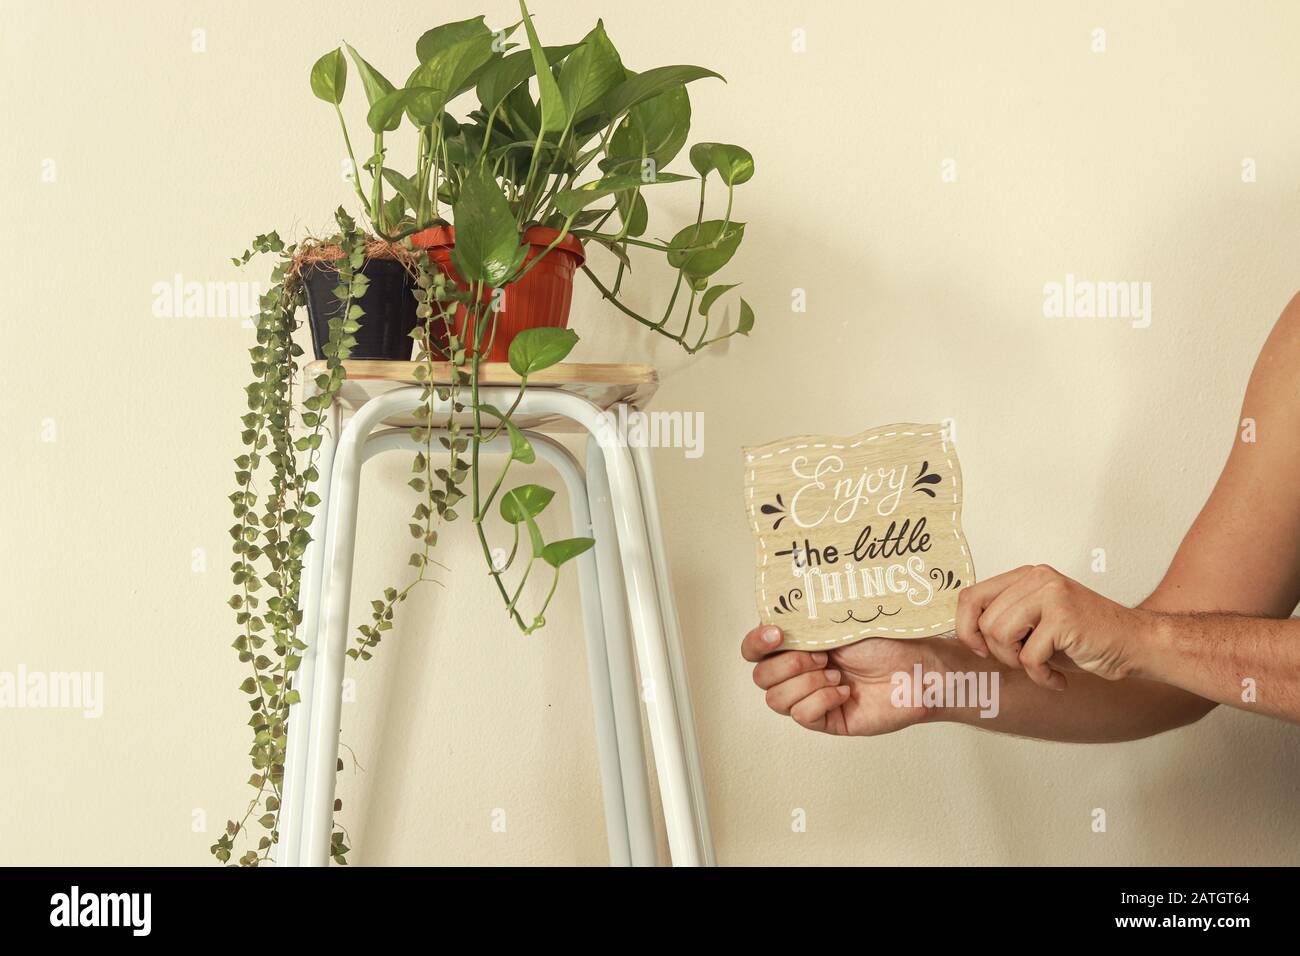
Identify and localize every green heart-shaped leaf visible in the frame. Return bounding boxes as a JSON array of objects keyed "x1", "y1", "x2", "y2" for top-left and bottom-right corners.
[
  {"x1": 605, "y1": 85, "x2": 692, "y2": 170},
  {"x1": 499, "y1": 484, "x2": 555, "y2": 524},
  {"x1": 310, "y1": 49, "x2": 347, "y2": 104},
  {"x1": 559, "y1": 20, "x2": 624, "y2": 123},
  {"x1": 416, "y1": 16, "x2": 494, "y2": 63},
  {"x1": 450, "y1": 166, "x2": 525, "y2": 287},
  {"x1": 508, "y1": 326, "x2": 578, "y2": 376},
  {"x1": 412, "y1": 17, "x2": 497, "y2": 103},
  {"x1": 541, "y1": 537, "x2": 595, "y2": 568},
  {"x1": 667, "y1": 220, "x2": 745, "y2": 280},
  {"x1": 689, "y1": 142, "x2": 755, "y2": 186}
]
